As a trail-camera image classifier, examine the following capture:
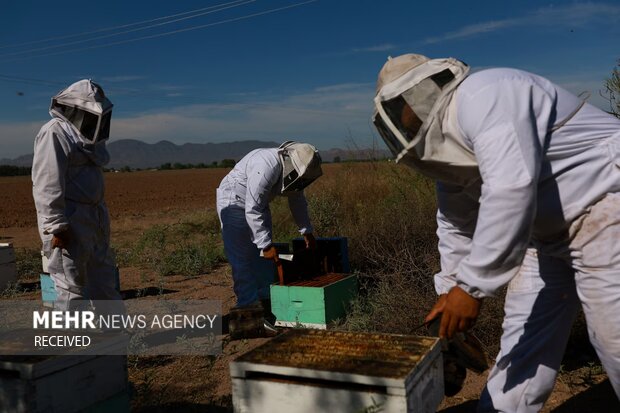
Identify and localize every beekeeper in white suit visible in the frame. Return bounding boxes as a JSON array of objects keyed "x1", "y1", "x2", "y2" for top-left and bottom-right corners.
[
  {"x1": 32, "y1": 79, "x2": 122, "y2": 313},
  {"x1": 373, "y1": 54, "x2": 620, "y2": 411},
  {"x1": 217, "y1": 141, "x2": 322, "y2": 337}
]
